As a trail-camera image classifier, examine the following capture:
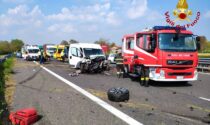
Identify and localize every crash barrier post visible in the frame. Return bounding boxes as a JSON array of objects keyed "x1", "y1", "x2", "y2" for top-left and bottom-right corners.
[{"x1": 197, "y1": 58, "x2": 210, "y2": 73}]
